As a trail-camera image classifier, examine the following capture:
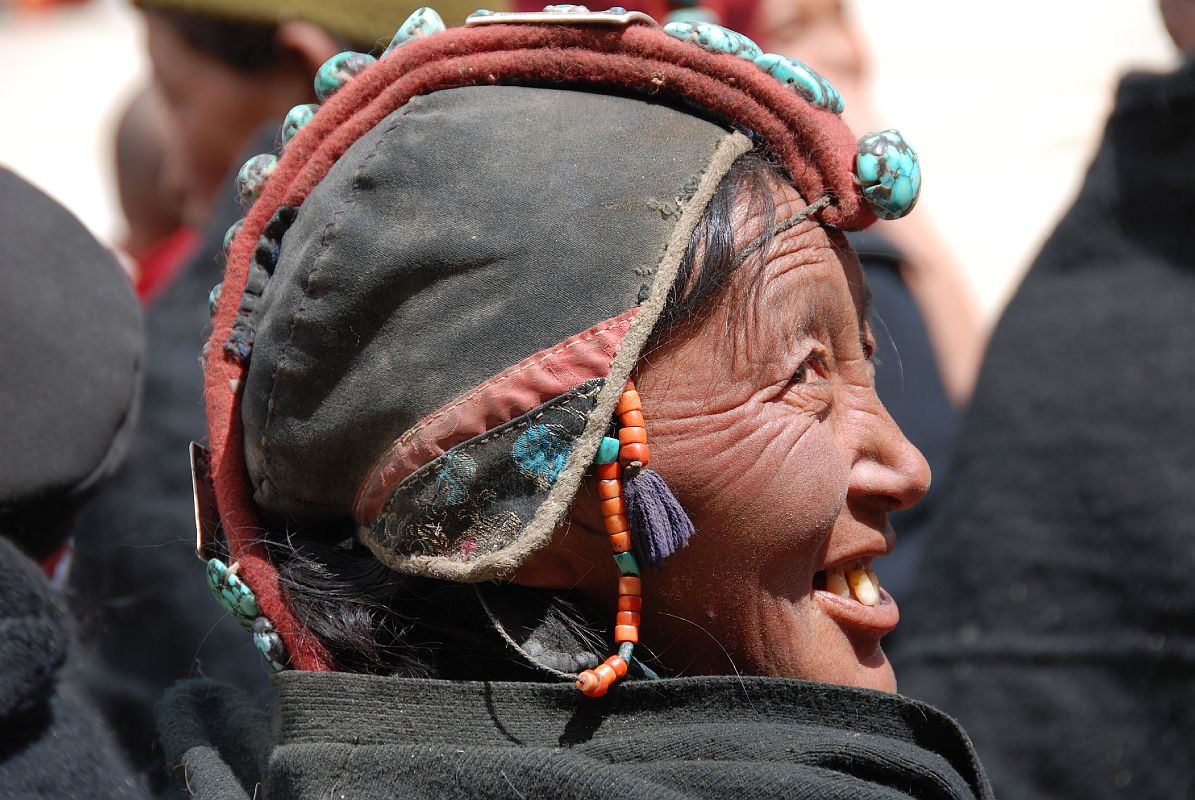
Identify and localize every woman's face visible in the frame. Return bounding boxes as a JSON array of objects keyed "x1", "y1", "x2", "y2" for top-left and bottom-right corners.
[{"x1": 553, "y1": 179, "x2": 930, "y2": 692}]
